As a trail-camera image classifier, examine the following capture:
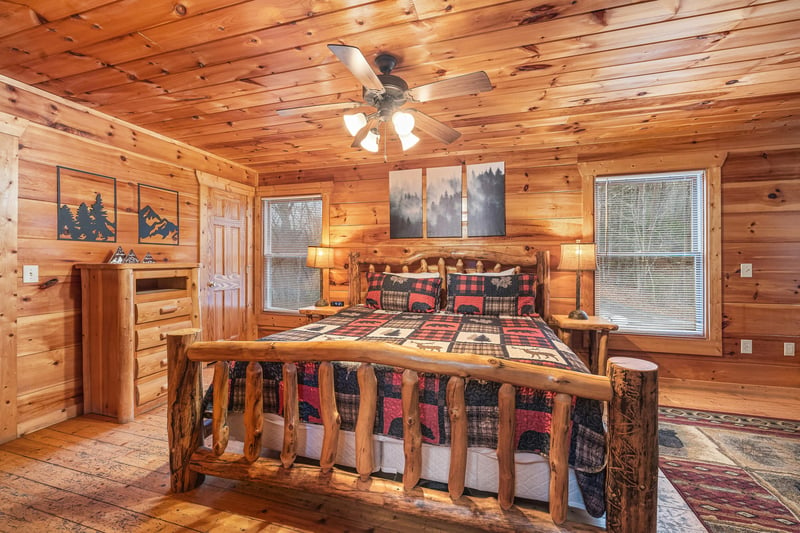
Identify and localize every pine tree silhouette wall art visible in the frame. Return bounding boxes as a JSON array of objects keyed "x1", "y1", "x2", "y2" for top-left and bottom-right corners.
[
  {"x1": 57, "y1": 166, "x2": 117, "y2": 242},
  {"x1": 138, "y1": 184, "x2": 179, "y2": 245}
]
